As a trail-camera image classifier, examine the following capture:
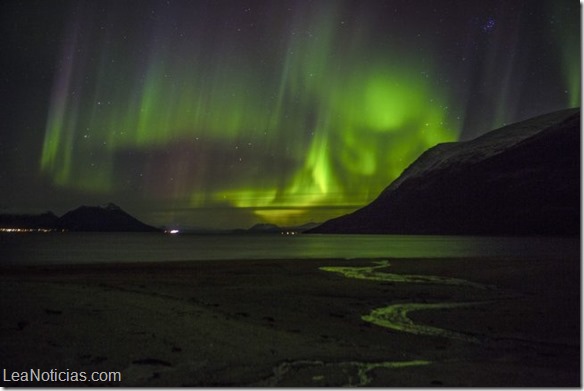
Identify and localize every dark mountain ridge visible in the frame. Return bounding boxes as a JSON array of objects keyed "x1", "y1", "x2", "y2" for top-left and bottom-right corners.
[
  {"x1": 0, "y1": 203, "x2": 159, "y2": 232},
  {"x1": 309, "y1": 108, "x2": 580, "y2": 236}
]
